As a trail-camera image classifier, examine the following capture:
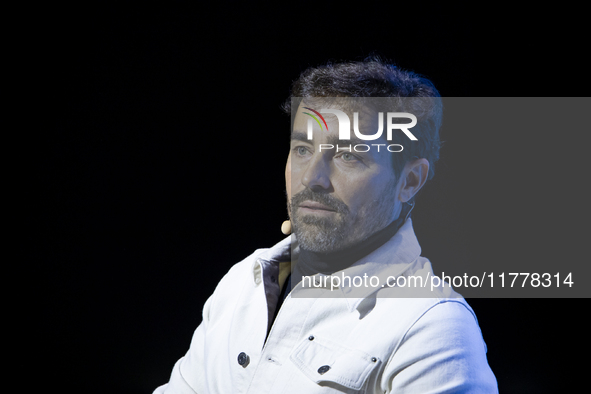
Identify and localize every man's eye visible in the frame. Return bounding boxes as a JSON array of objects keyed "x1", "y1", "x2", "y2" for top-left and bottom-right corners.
[
  {"x1": 297, "y1": 146, "x2": 309, "y2": 156},
  {"x1": 340, "y1": 152, "x2": 357, "y2": 162}
]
